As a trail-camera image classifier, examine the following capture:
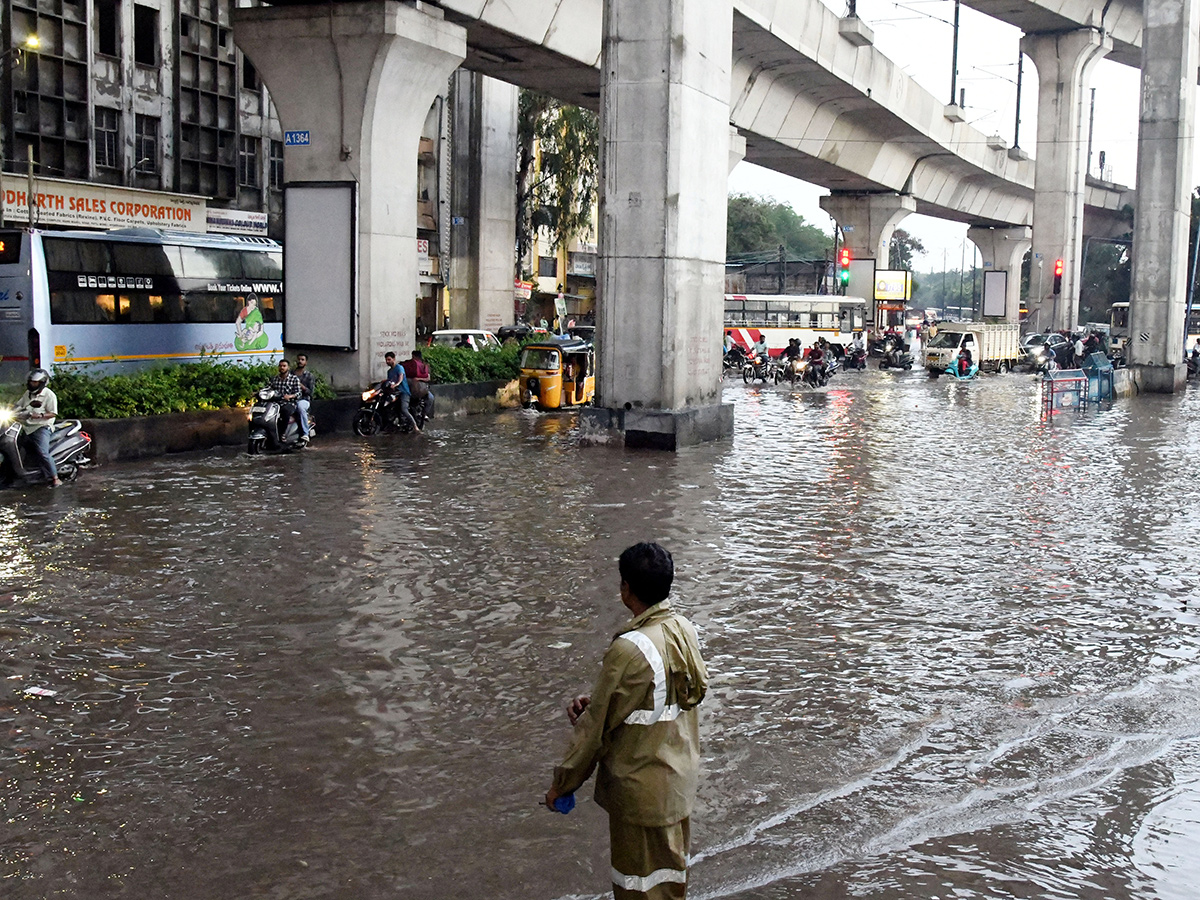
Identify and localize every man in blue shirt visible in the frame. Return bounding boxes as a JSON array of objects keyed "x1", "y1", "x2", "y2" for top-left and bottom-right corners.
[{"x1": 383, "y1": 351, "x2": 419, "y2": 432}]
